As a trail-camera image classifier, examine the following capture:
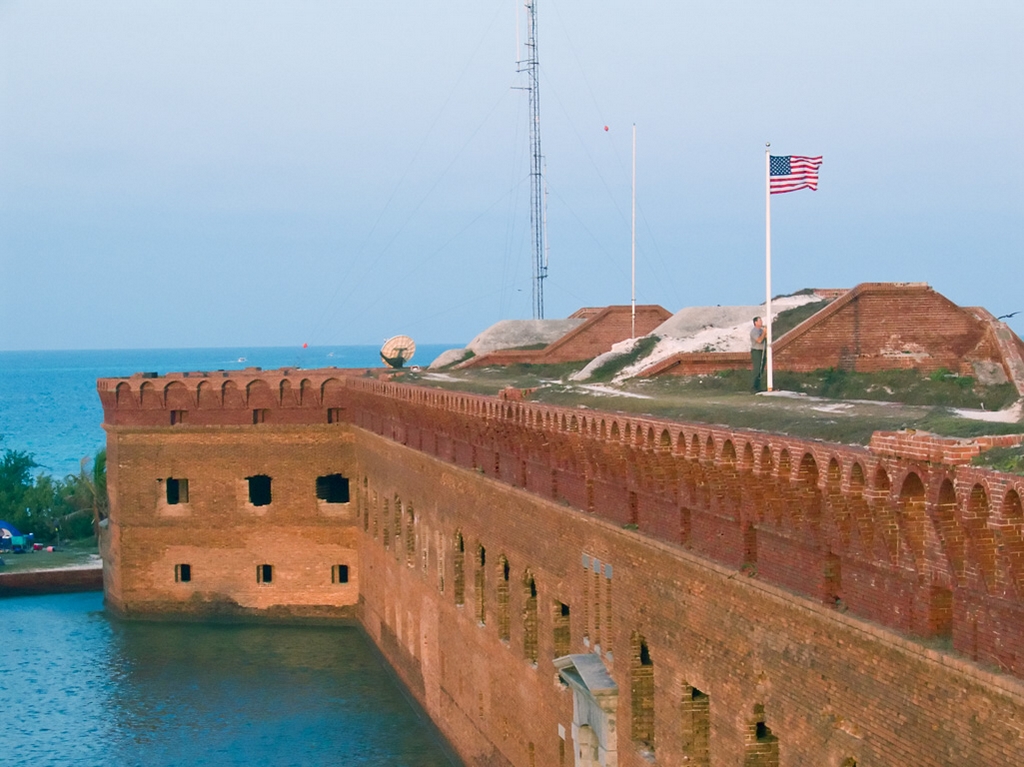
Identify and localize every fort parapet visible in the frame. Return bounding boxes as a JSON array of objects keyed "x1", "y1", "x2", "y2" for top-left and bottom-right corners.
[{"x1": 99, "y1": 369, "x2": 1024, "y2": 765}]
